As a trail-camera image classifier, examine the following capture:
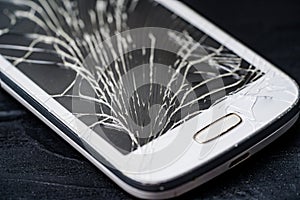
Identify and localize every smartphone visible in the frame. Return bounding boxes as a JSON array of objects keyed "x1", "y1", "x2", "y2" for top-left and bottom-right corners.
[{"x1": 0, "y1": 0, "x2": 299, "y2": 199}]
